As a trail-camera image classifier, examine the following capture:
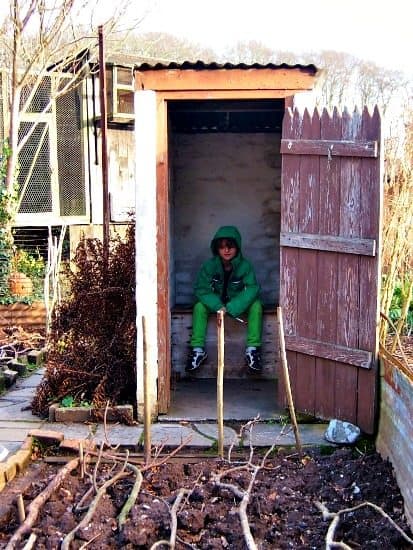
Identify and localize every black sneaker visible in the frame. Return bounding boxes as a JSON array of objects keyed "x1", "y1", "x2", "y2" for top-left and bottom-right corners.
[
  {"x1": 245, "y1": 348, "x2": 262, "y2": 373},
  {"x1": 186, "y1": 348, "x2": 208, "y2": 372}
]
